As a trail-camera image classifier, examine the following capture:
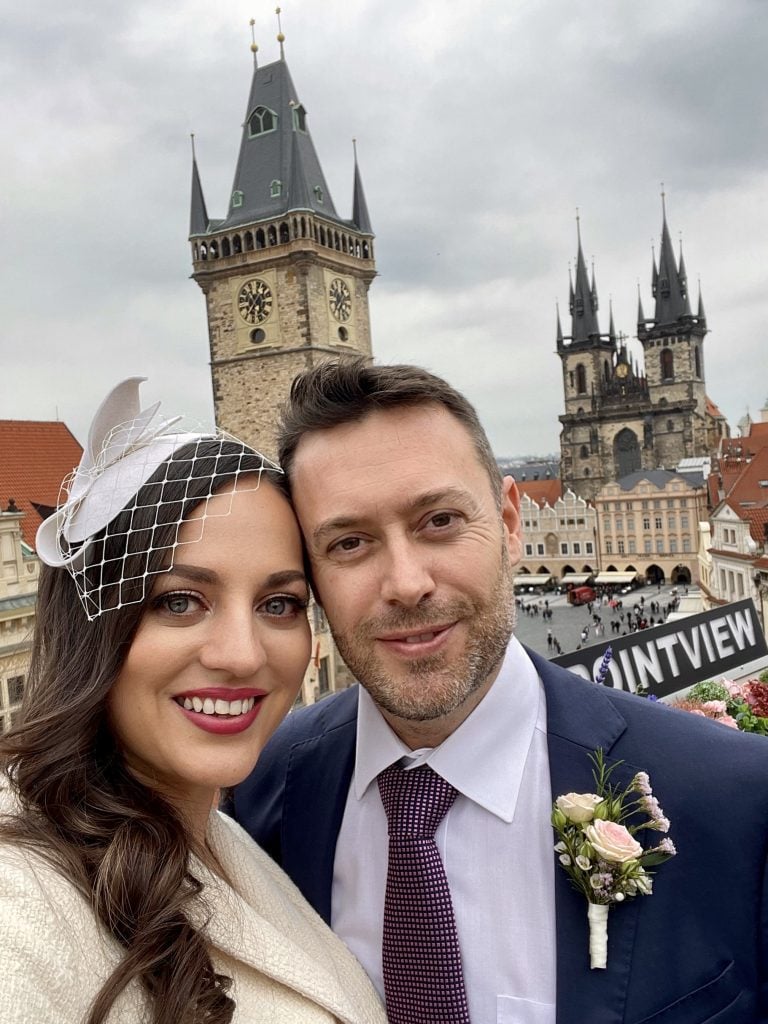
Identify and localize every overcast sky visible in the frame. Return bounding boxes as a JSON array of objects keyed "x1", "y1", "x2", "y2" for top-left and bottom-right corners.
[{"x1": 3, "y1": 0, "x2": 767, "y2": 458}]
